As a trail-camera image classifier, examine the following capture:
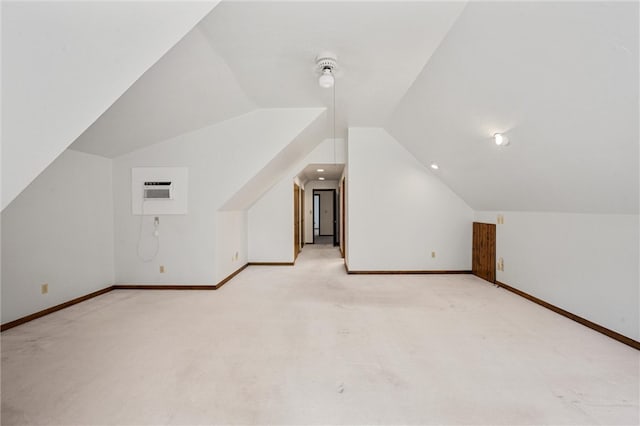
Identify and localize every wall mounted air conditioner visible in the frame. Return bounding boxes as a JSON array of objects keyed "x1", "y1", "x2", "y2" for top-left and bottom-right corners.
[{"x1": 143, "y1": 181, "x2": 173, "y2": 200}]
